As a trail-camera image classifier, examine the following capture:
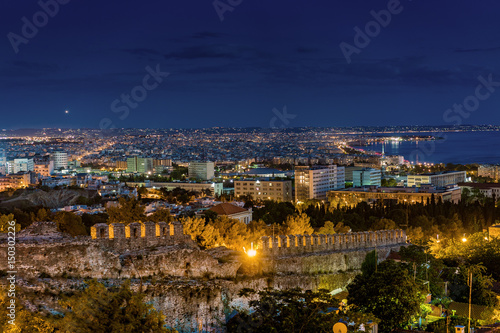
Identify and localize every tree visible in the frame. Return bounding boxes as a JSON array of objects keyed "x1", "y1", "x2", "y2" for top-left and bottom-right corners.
[
  {"x1": 317, "y1": 221, "x2": 336, "y2": 234},
  {"x1": 107, "y1": 198, "x2": 146, "y2": 224},
  {"x1": 180, "y1": 216, "x2": 206, "y2": 242},
  {"x1": 30, "y1": 208, "x2": 51, "y2": 222},
  {"x1": 228, "y1": 288, "x2": 376, "y2": 333},
  {"x1": 360, "y1": 250, "x2": 377, "y2": 276},
  {"x1": 54, "y1": 212, "x2": 88, "y2": 236},
  {"x1": 149, "y1": 209, "x2": 173, "y2": 223},
  {"x1": 0, "y1": 287, "x2": 57, "y2": 332},
  {"x1": 347, "y1": 260, "x2": 425, "y2": 332},
  {"x1": 0, "y1": 214, "x2": 20, "y2": 233},
  {"x1": 284, "y1": 213, "x2": 313, "y2": 235},
  {"x1": 58, "y1": 280, "x2": 175, "y2": 333},
  {"x1": 371, "y1": 218, "x2": 397, "y2": 231}
]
